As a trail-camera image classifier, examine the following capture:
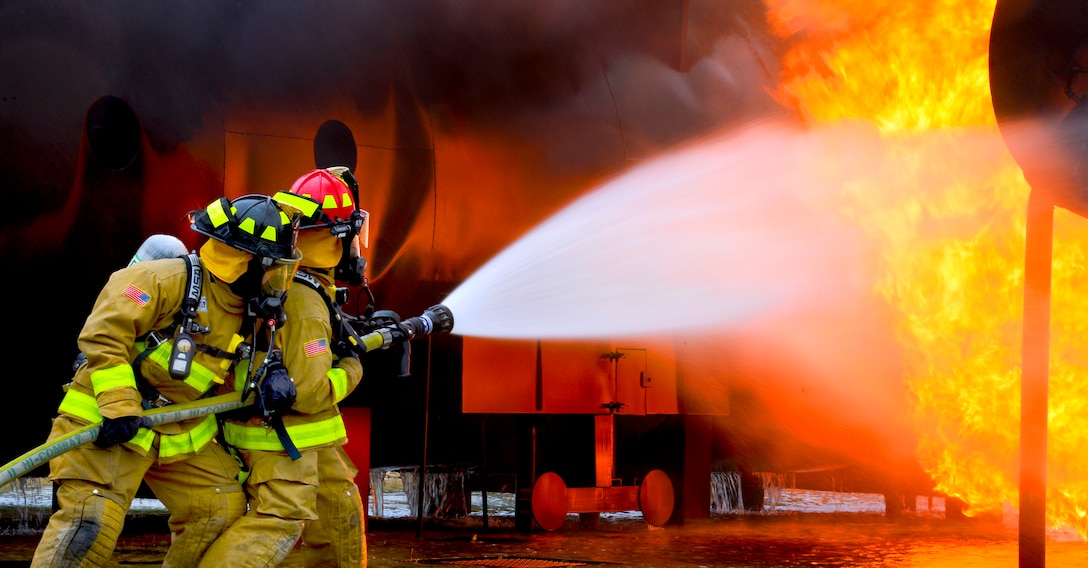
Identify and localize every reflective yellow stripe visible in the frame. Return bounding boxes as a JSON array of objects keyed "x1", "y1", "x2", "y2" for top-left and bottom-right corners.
[
  {"x1": 90, "y1": 364, "x2": 138, "y2": 395},
  {"x1": 222, "y1": 415, "x2": 346, "y2": 451},
  {"x1": 145, "y1": 341, "x2": 223, "y2": 390},
  {"x1": 57, "y1": 390, "x2": 153, "y2": 452},
  {"x1": 328, "y1": 368, "x2": 348, "y2": 403},
  {"x1": 206, "y1": 198, "x2": 230, "y2": 228},
  {"x1": 159, "y1": 414, "x2": 218, "y2": 459},
  {"x1": 238, "y1": 216, "x2": 256, "y2": 237},
  {"x1": 58, "y1": 389, "x2": 101, "y2": 422},
  {"x1": 273, "y1": 191, "x2": 320, "y2": 218},
  {"x1": 130, "y1": 427, "x2": 155, "y2": 451},
  {"x1": 259, "y1": 224, "x2": 278, "y2": 242}
]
